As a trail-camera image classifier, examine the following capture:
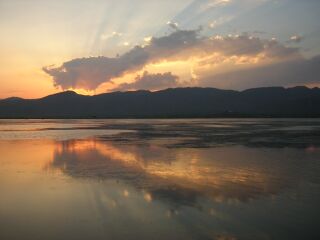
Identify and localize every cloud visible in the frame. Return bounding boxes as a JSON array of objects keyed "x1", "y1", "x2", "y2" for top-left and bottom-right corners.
[
  {"x1": 202, "y1": 0, "x2": 232, "y2": 11},
  {"x1": 167, "y1": 21, "x2": 179, "y2": 31},
  {"x1": 122, "y1": 41, "x2": 131, "y2": 47},
  {"x1": 43, "y1": 47, "x2": 150, "y2": 90},
  {"x1": 208, "y1": 16, "x2": 233, "y2": 29},
  {"x1": 203, "y1": 34, "x2": 299, "y2": 58},
  {"x1": 43, "y1": 28, "x2": 300, "y2": 90},
  {"x1": 101, "y1": 31, "x2": 123, "y2": 40},
  {"x1": 144, "y1": 36, "x2": 152, "y2": 43},
  {"x1": 114, "y1": 71, "x2": 179, "y2": 91},
  {"x1": 200, "y1": 55, "x2": 320, "y2": 89},
  {"x1": 209, "y1": 0, "x2": 231, "y2": 7},
  {"x1": 287, "y1": 35, "x2": 304, "y2": 43}
]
